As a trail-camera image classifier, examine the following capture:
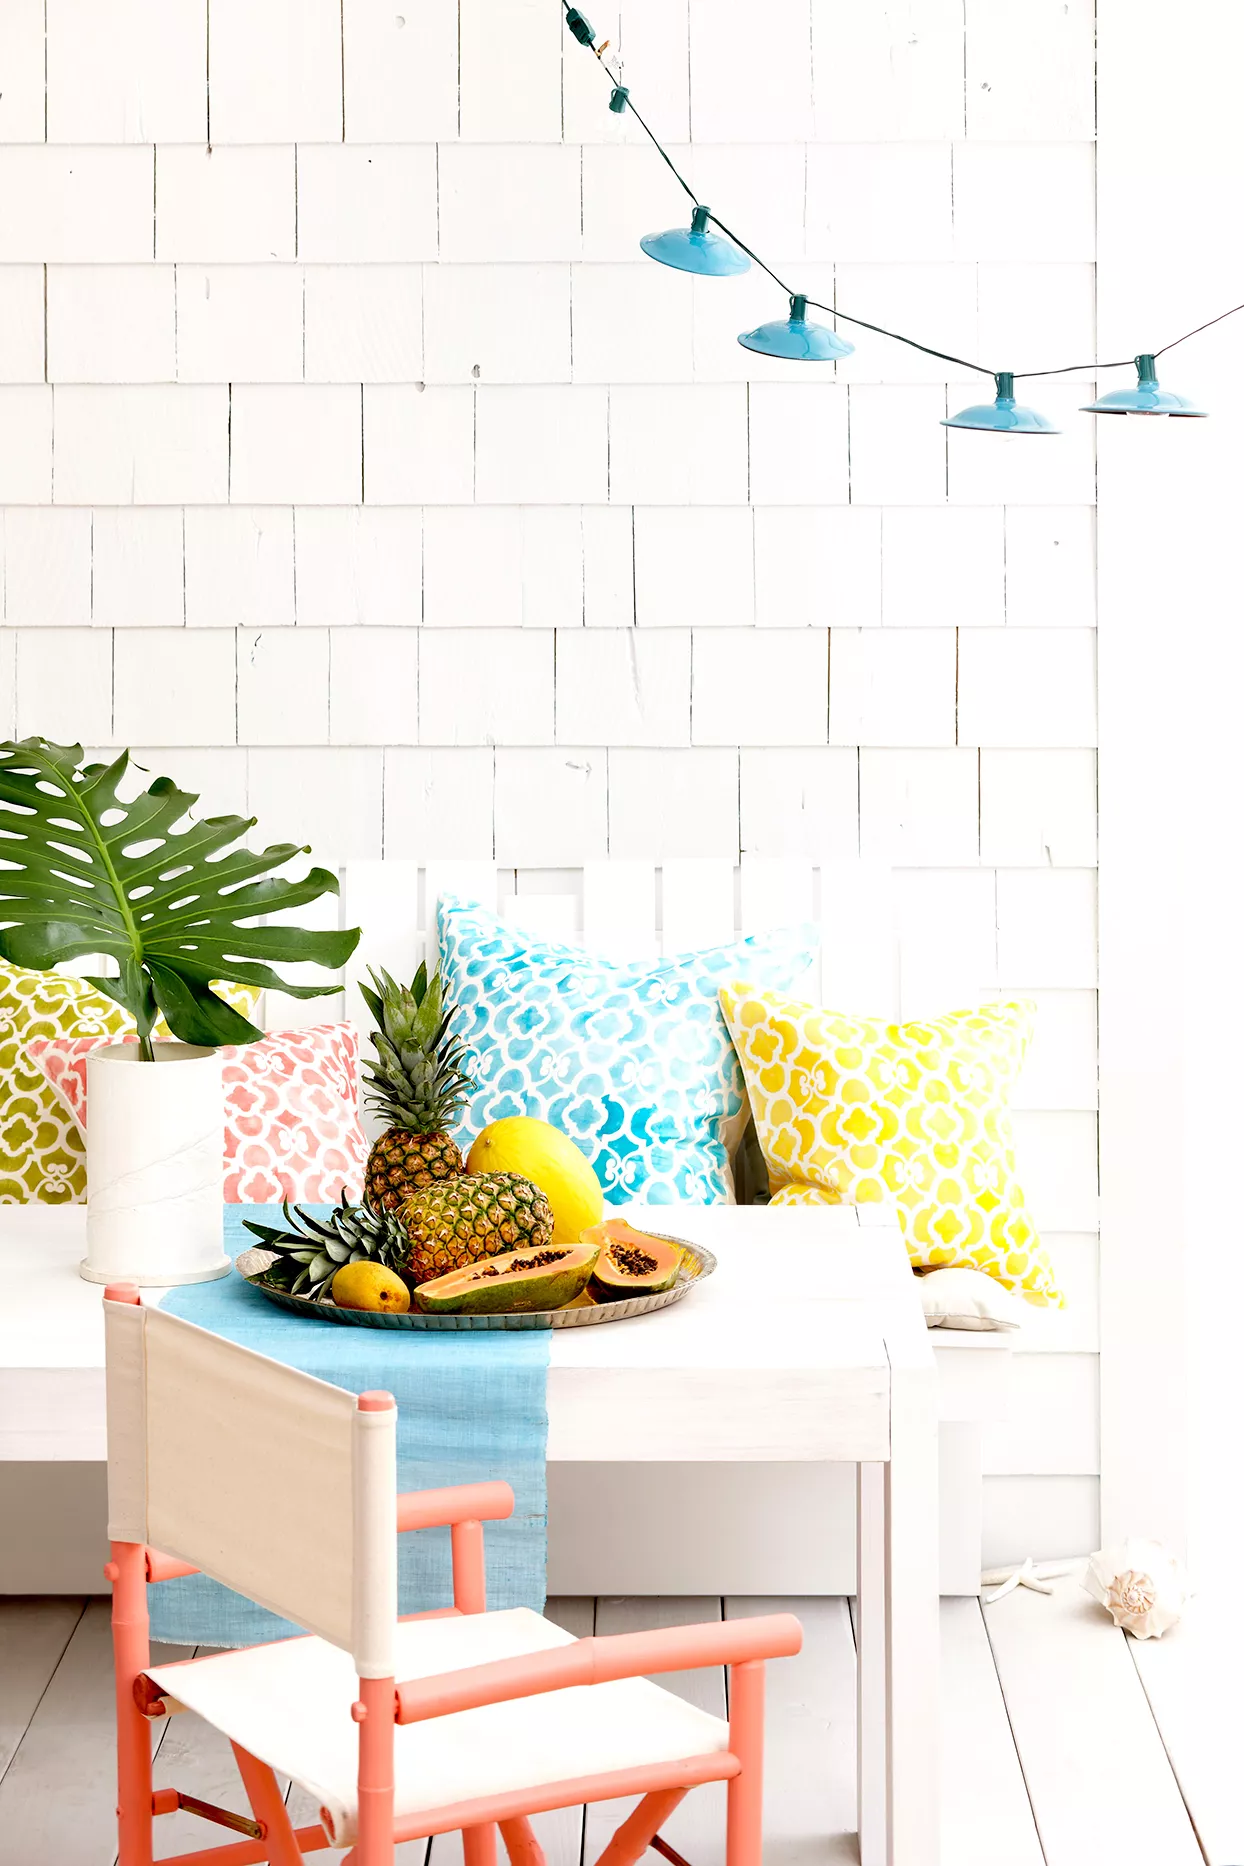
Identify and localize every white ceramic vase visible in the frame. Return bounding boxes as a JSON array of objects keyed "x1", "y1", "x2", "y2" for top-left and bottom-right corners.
[{"x1": 80, "y1": 1042, "x2": 228, "y2": 1286}]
